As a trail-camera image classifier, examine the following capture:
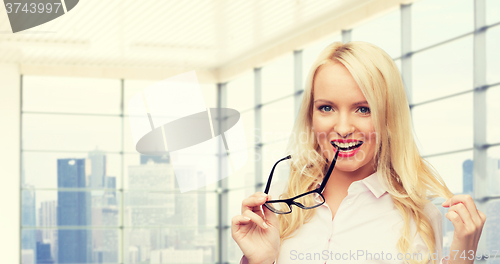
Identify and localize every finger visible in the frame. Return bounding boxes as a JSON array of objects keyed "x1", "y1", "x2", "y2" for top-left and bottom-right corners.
[
  {"x1": 441, "y1": 198, "x2": 451, "y2": 207},
  {"x1": 478, "y1": 210, "x2": 487, "y2": 224},
  {"x1": 449, "y1": 202, "x2": 474, "y2": 231},
  {"x1": 241, "y1": 193, "x2": 268, "y2": 214},
  {"x1": 242, "y1": 209, "x2": 270, "y2": 230},
  {"x1": 262, "y1": 195, "x2": 279, "y2": 227},
  {"x1": 231, "y1": 214, "x2": 253, "y2": 235},
  {"x1": 457, "y1": 195, "x2": 483, "y2": 227},
  {"x1": 445, "y1": 210, "x2": 465, "y2": 231}
]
